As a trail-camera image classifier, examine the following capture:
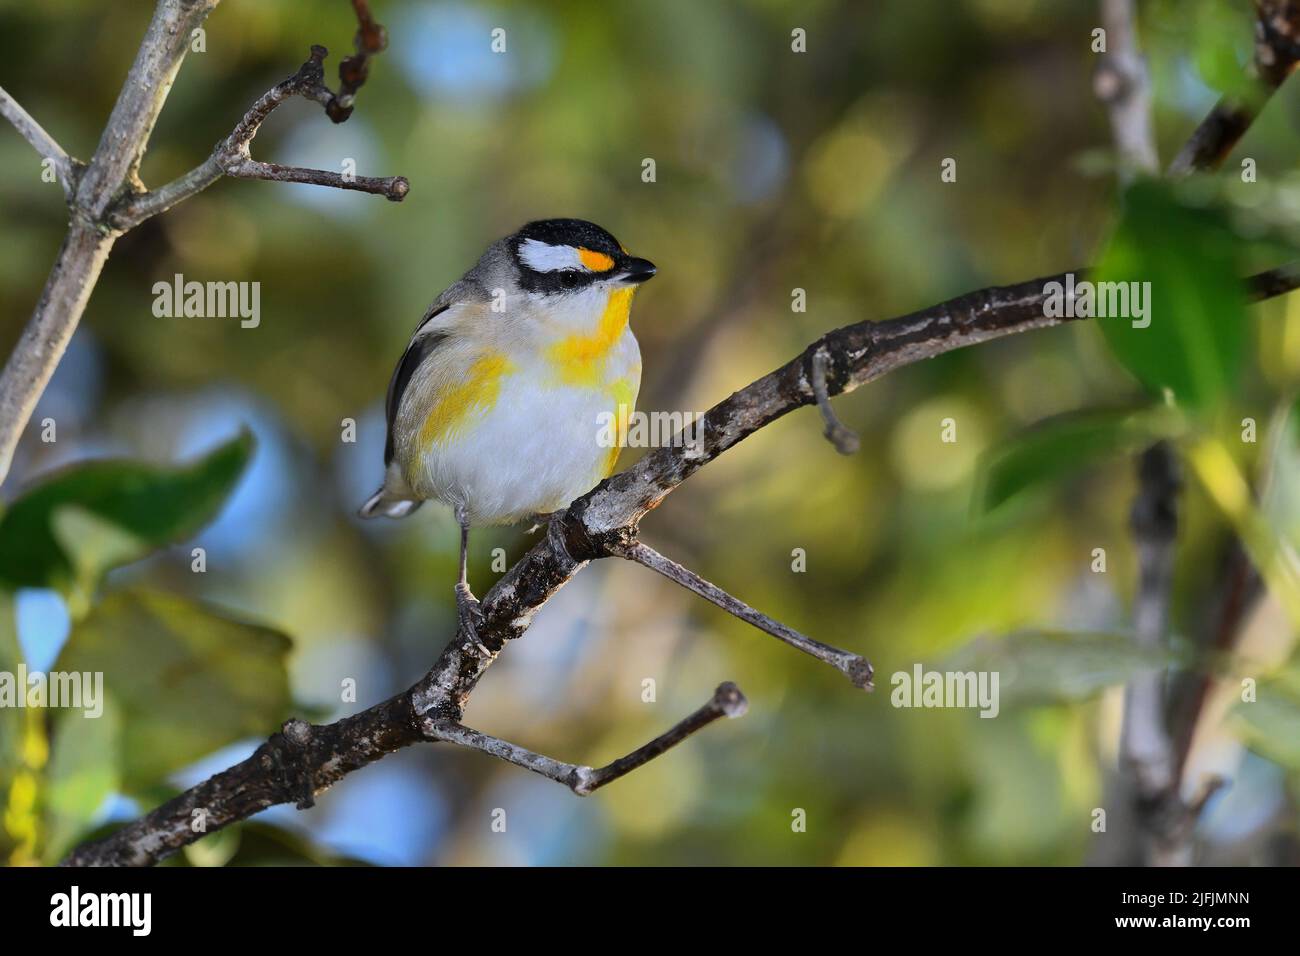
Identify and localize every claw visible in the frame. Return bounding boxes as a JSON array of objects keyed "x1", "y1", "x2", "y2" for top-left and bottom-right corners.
[{"x1": 455, "y1": 582, "x2": 491, "y2": 658}]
